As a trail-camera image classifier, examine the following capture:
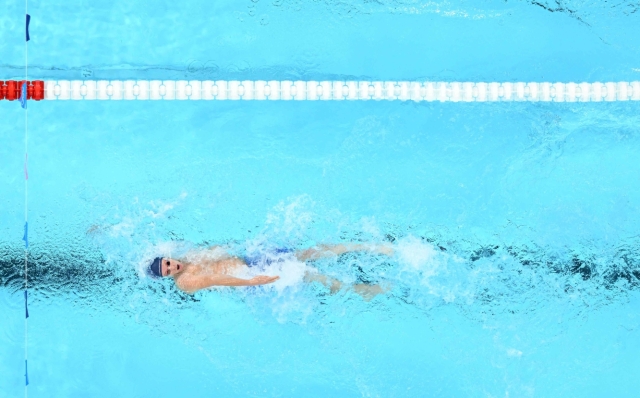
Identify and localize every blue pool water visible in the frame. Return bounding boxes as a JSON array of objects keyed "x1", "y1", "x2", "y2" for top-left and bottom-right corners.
[{"x1": 1, "y1": 1, "x2": 640, "y2": 396}]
